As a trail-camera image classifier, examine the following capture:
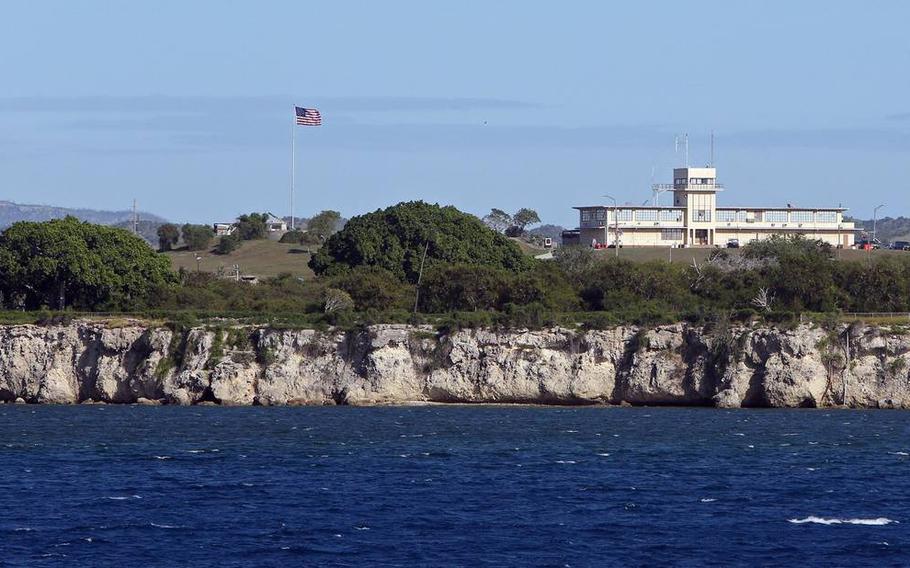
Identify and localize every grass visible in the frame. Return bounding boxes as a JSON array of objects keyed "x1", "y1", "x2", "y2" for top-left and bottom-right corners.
[{"x1": 164, "y1": 238, "x2": 317, "y2": 278}]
